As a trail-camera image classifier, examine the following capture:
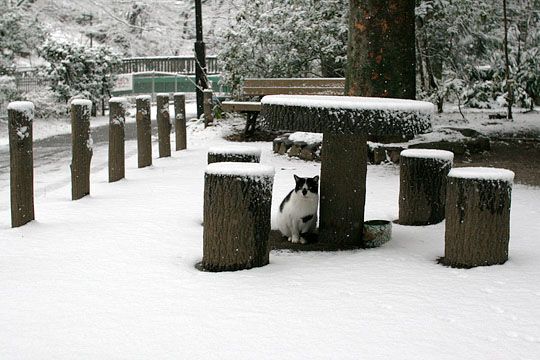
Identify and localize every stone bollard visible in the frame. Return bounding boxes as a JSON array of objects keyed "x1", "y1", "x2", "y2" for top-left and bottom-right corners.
[
  {"x1": 156, "y1": 93, "x2": 171, "y2": 158},
  {"x1": 173, "y1": 93, "x2": 187, "y2": 151},
  {"x1": 70, "y1": 99, "x2": 93, "y2": 200},
  {"x1": 399, "y1": 149, "x2": 454, "y2": 225},
  {"x1": 201, "y1": 162, "x2": 275, "y2": 272},
  {"x1": 8, "y1": 101, "x2": 35, "y2": 227},
  {"x1": 136, "y1": 95, "x2": 152, "y2": 168},
  {"x1": 203, "y1": 89, "x2": 213, "y2": 128},
  {"x1": 441, "y1": 167, "x2": 514, "y2": 268},
  {"x1": 207, "y1": 145, "x2": 261, "y2": 164},
  {"x1": 109, "y1": 97, "x2": 127, "y2": 183}
]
